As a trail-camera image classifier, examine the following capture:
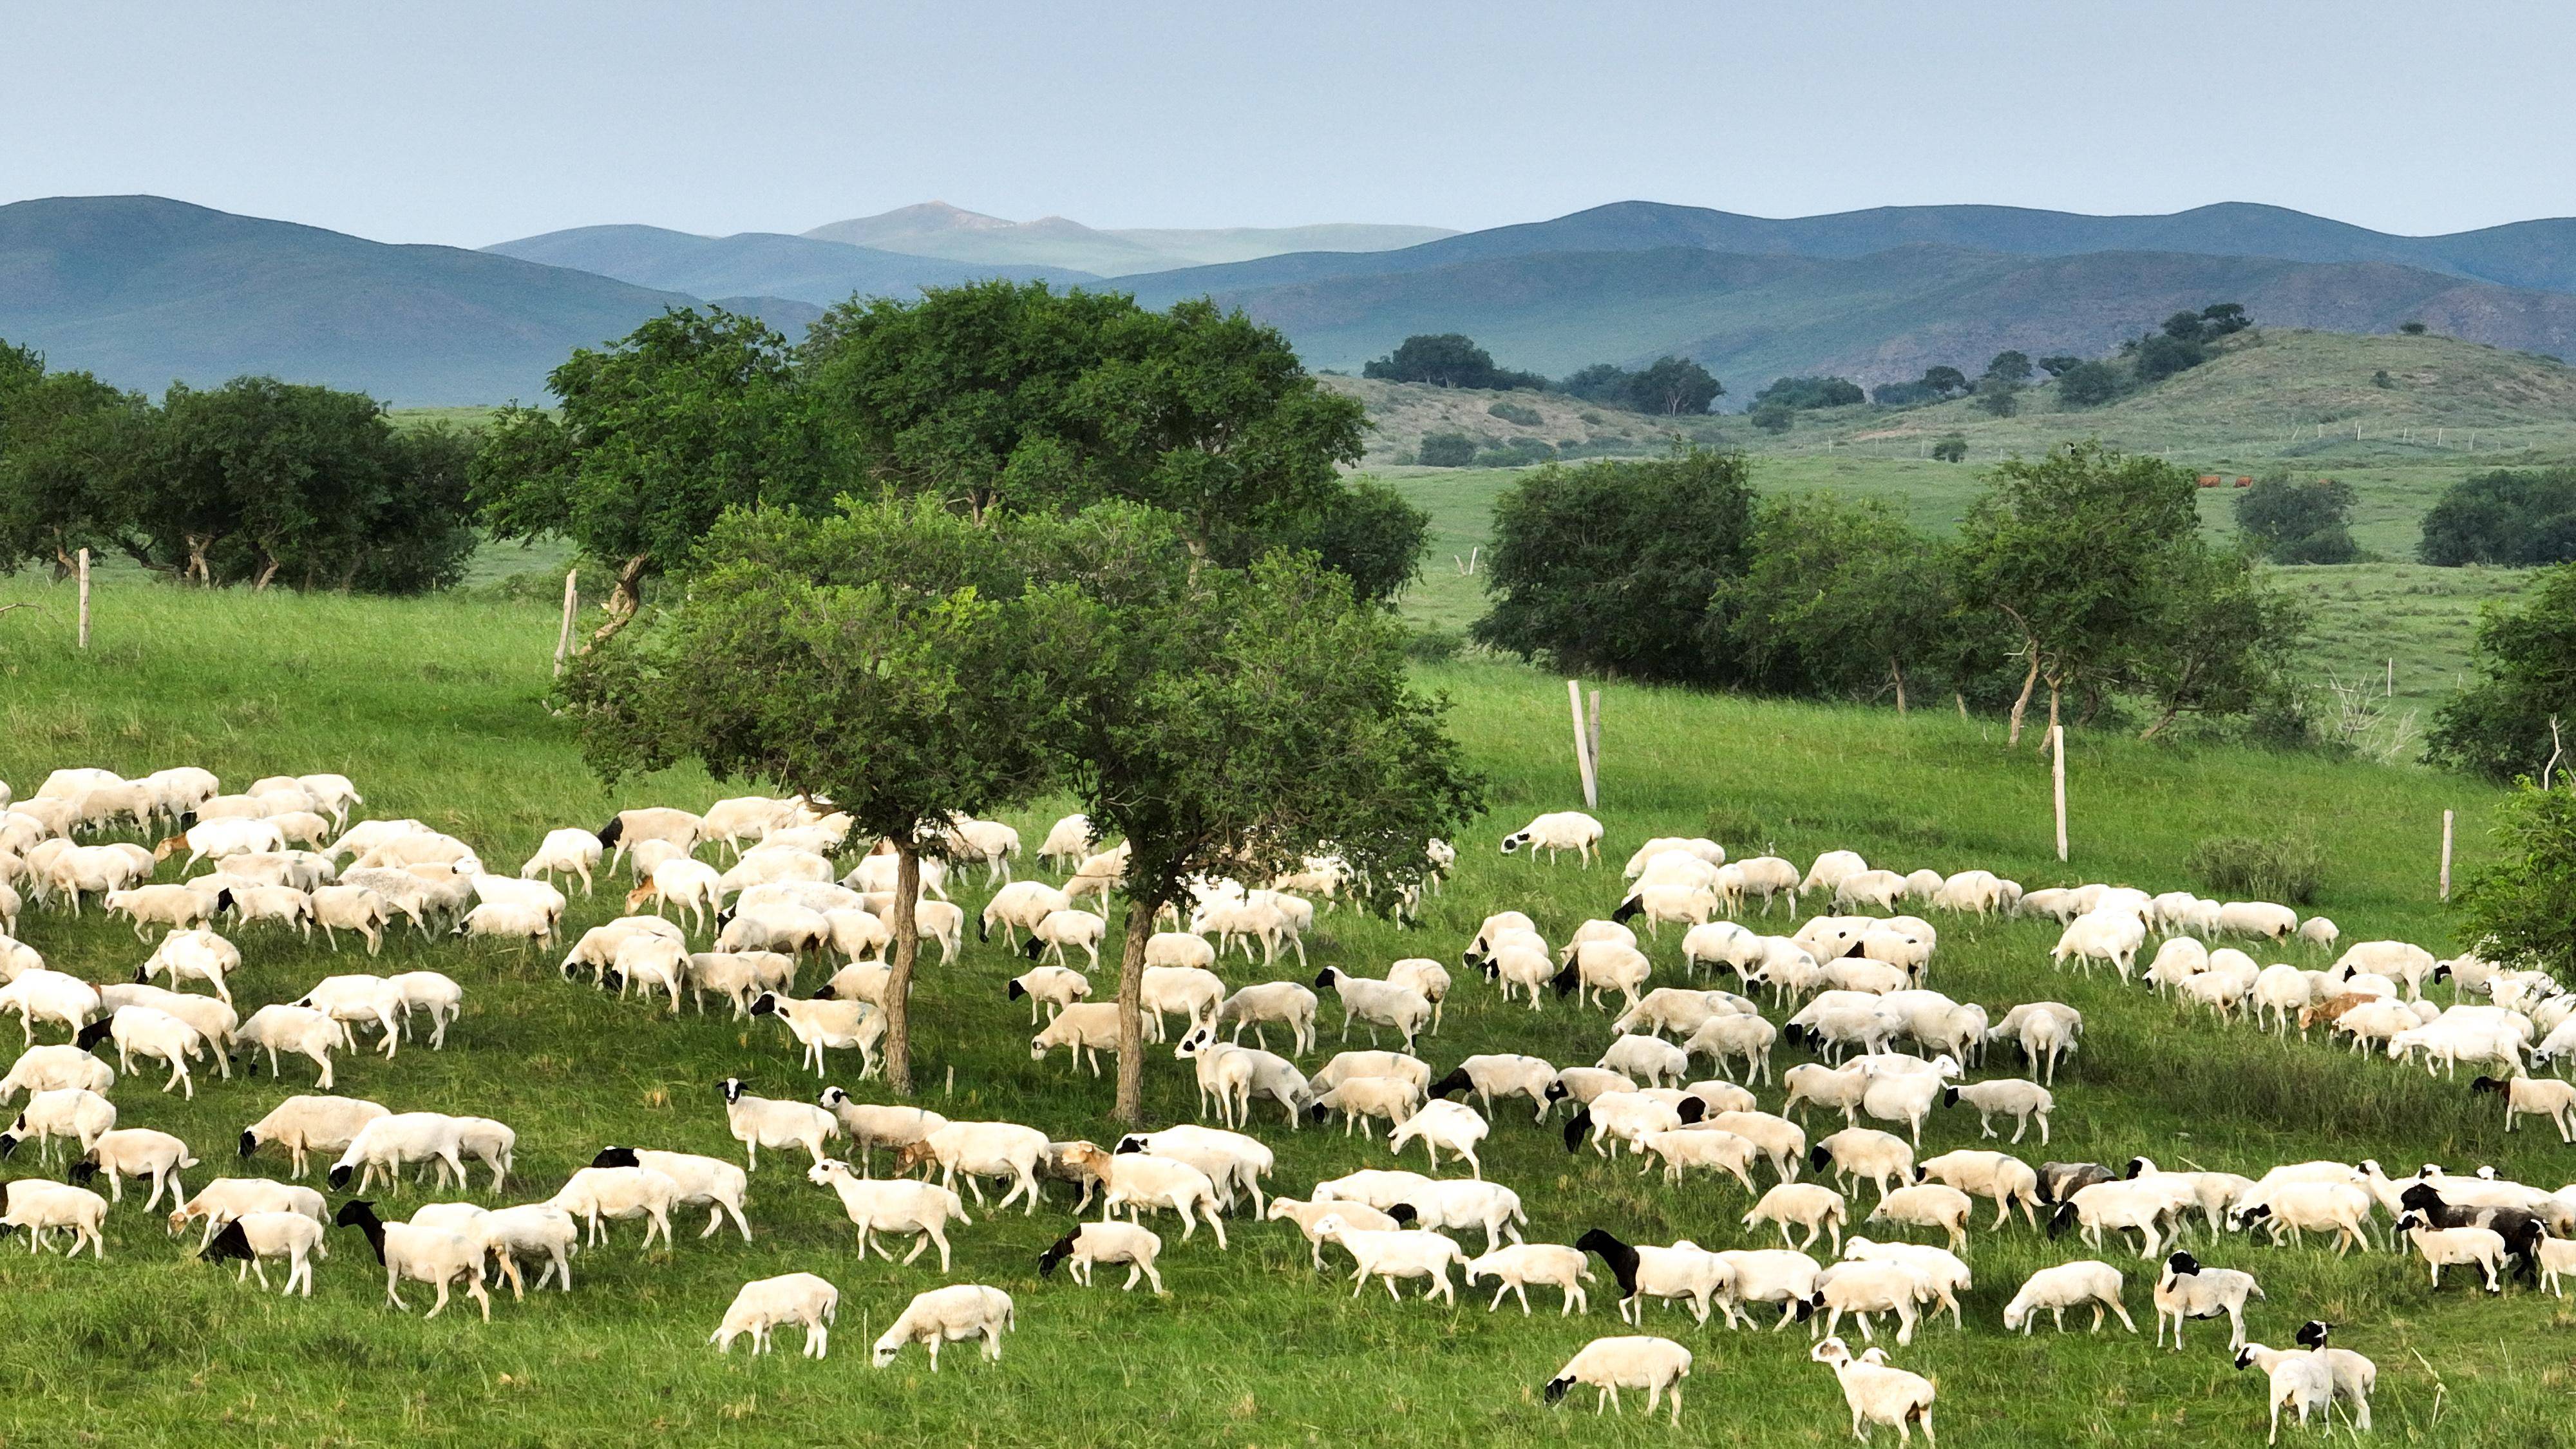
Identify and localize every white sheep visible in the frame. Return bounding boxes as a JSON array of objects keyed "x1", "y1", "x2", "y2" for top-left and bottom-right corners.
[
  {"x1": 1466, "y1": 1242, "x2": 1592, "y2": 1316},
  {"x1": 1544, "y1": 1335, "x2": 1692, "y2": 1425},
  {"x1": 871, "y1": 1283, "x2": 1013, "y2": 1370},
  {"x1": 2234, "y1": 1338, "x2": 2334, "y2": 1446},
  {"x1": 2153, "y1": 1249, "x2": 2263, "y2": 1349},
  {"x1": 1214, "y1": 980, "x2": 1318, "y2": 1055},
  {"x1": 0, "y1": 969, "x2": 100, "y2": 1044},
  {"x1": 74, "y1": 1006, "x2": 204, "y2": 1098},
  {"x1": 1867, "y1": 1184, "x2": 1973, "y2": 1253},
  {"x1": 1428, "y1": 1054, "x2": 1557, "y2": 1123},
  {"x1": 241, "y1": 1094, "x2": 390, "y2": 1177},
  {"x1": 1099, "y1": 1152, "x2": 1228, "y2": 1245},
  {"x1": 547, "y1": 1165, "x2": 679, "y2": 1249},
  {"x1": 1007, "y1": 964, "x2": 1092, "y2": 1025},
  {"x1": 893, "y1": 1120, "x2": 1048, "y2": 1213},
  {"x1": 0, "y1": 1179, "x2": 109, "y2": 1257},
  {"x1": 1746, "y1": 1182, "x2": 1849, "y2": 1253},
  {"x1": 1314, "y1": 967, "x2": 1432, "y2": 1049},
  {"x1": 1313, "y1": 1213, "x2": 1464, "y2": 1303},
  {"x1": 1638, "y1": 1128, "x2": 1761, "y2": 1193},
  {"x1": 1942, "y1": 1079, "x2": 2054, "y2": 1145},
  {"x1": 1599, "y1": 1032, "x2": 1690, "y2": 1088},
  {"x1": 717, "y1": 1077, "x2": 841, "y2": 1170},
  {"x1": 1037, "y1": 1220, "x2": 1165, "y2": 1294},
  {"x1": 325, "y1": 1112, "x2": 468, "y2": 1195},
  {"x1": 751, "y1": 992, "x2": 885, "y2": 1079},
  {"x1": 2396, "y1": 1211, "x2": 2505, "y2": 1291},
  {"x1": 1811, "y1": 1128, "x2": 1916, "y2": 1200},
  {"x1": 0, "y1": 1043, "x2": 111, "y2": 1103},
  {"x1": 1917, "y1": 1149, "x2": 2043, "y2": 1230},
  {"x1": 332, "y1": 1199, "x2": 489, "y2": 1320},
  {"x1": 978, "y1": 880, "x2": 1071, "y2": 950},
  {"x1": 808, "y1": 1159, "x2": 971, "y2": 1270},
  {"x1": 2003, "y1": 1258, "x2": 2136, "y2": 1334},
  {"x1": 710, "y1": 1272, "x2": 838, "y2": 1358},
  {"x1": 1499, "y1": 810, "x2": 1604, "y2": 866},
  {"x1": 198, "y1": 1209, "x2": 326, "y2": 1294},
  {"x1": 1030, "y1": 1001, "x2": 1122, "y2": 1075},
  {"x1": 1385, "y1": 1098, "x2": 1488, "y2": 1175},
  {"x1": 1810, "y1": 1336, "x2": 1936, "y2": 1446},
  {"x1": 1, "y1": 1086, "x2": 115, "y2": 1164}
]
